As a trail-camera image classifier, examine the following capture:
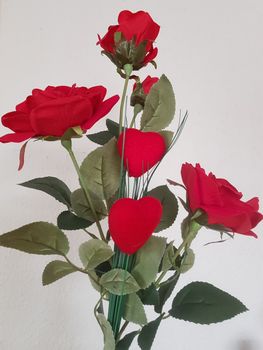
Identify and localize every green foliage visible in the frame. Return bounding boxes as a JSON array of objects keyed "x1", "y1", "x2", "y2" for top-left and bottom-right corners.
[
  {"x1": 71, "y1": 188, "x2": 107, "y2": 221},
  {"x1": 100, "y1": 268, "x2": 140, "y2": 295},
  {"x1": 106, "y1": 119, "x2": 120, "y2": 138},
  {"x1": 124, "y1": 293, "x2": 147, "y2": 325},
  {"x1": 79, "y1": 239, "x2": 114, "y2": 270},
  {"x1": 147, "y1": 185, "x2": 178, "y2": 232},
  {"x1": 137, "y1": 315, "x2": 163, "y2": 350},
  {"x1": 116, "y1": 331, "x2": 139, "y2": 350},
  {"x1": 80, "y1": 138, "x2": 121, "y2": 200},
  {"x1": 20, "y1": 176, "x2": 71, "y2": 207},
  {"x1": 161, "y1": 242, "x2": 176, "y2": 272},
  {"x1": 158, "y1": 130, "x2": 174, "y2": 150},
  {"x1": 140, "y1": 75, "x2": 176, "y2": 132},
  {"x1": 42, "y1": 260, "x2": 77, "y2": 285},
  {"x1": 179, "y1": 248, "x2": 195, "y2": 273},
  {"x1": 132, "y1": 236, "x2": 166, "y2": 289},
  {"x1": 138, "y1": 283, "x2": 159, "y2": 306},
  {"x1": 57, "y1": 211, "x2": 93, "y2": 230},
  {"x1": 155, "y1": 272, "x2": 180, "y2": 313},
  {"x1": 88, "y1": 270, "x2": 102, "y2": 292},
  {"x1": 87, "y1": 131, "x2": 113, "y2": 145},
  {"x1": 169, "y1": 281, "x2": 248, "y2": 324},
  {"x1": 97, "y1": 313, "x2": 115, "y2": 350},
  {"x1": 0, "y1": 222, "x2": 69, "y2": 255}
]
